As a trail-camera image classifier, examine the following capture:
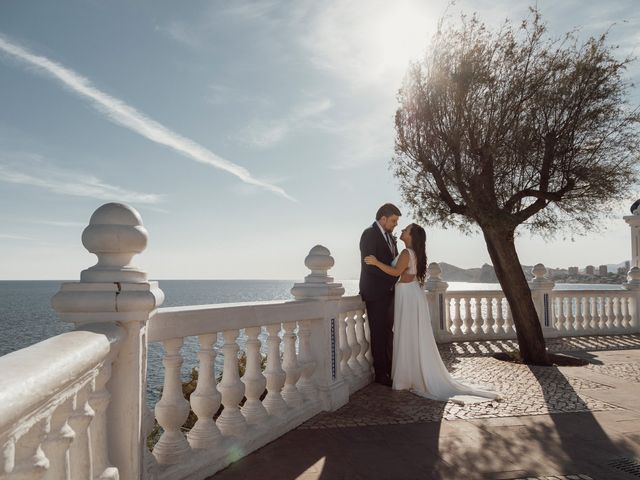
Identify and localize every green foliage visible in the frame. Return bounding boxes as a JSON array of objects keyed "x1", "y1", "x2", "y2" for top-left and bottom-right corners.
[{"x1": 394, "y1": 7, "x2": 640, "y2": 237}]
